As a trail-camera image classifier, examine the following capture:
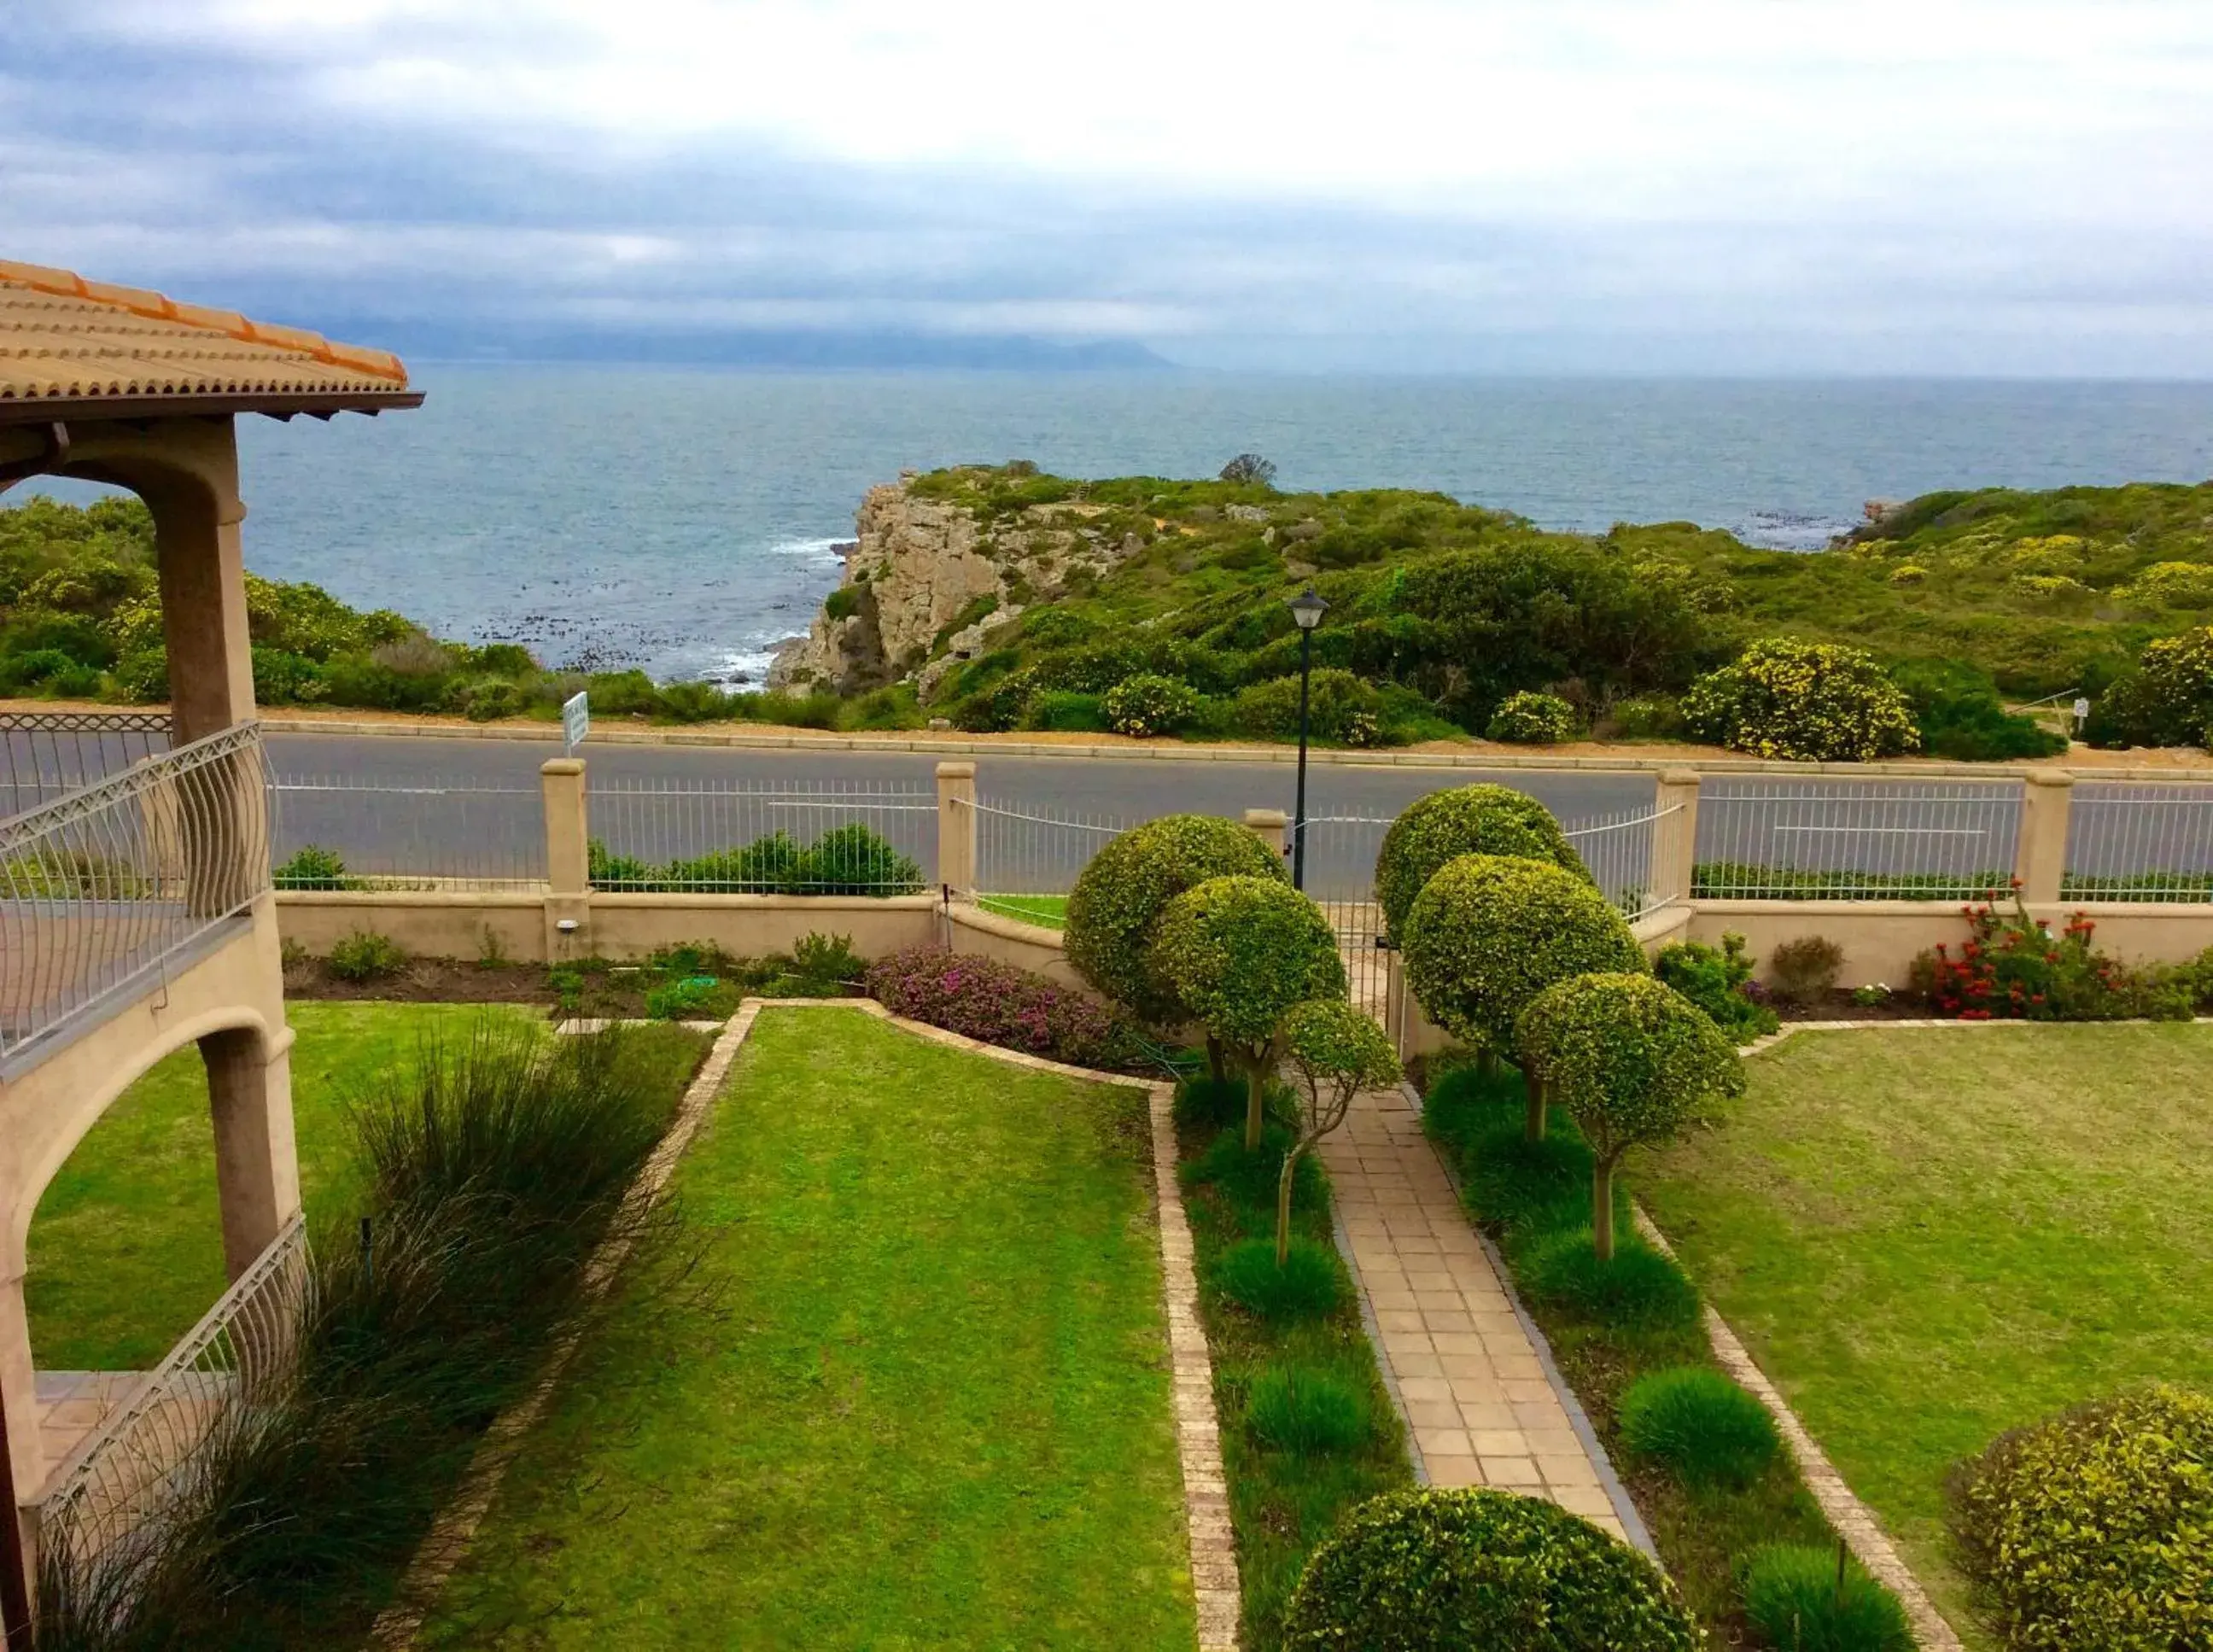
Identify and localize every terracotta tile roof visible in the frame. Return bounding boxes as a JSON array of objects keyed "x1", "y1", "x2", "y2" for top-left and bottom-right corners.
[{"x1": 0, "y1": 260, "x2": 419, "y2": 419}]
